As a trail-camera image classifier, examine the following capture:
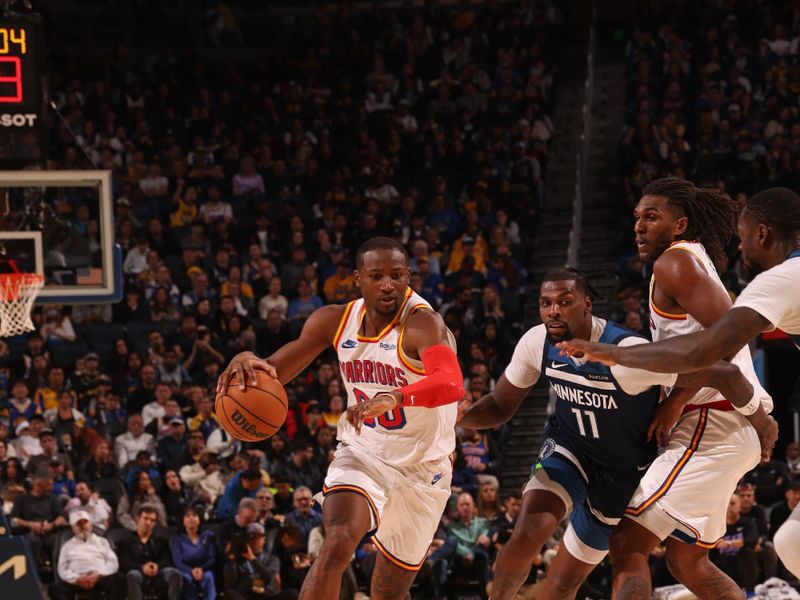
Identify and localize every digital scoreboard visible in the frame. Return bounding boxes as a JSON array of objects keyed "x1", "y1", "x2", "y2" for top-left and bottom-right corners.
[{"x1": 0, "y1": 12, "x2": 46, "y2": 165}]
